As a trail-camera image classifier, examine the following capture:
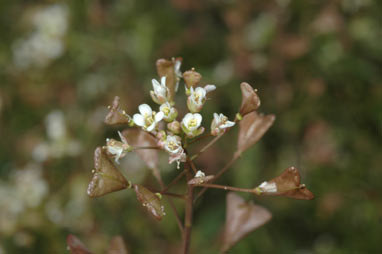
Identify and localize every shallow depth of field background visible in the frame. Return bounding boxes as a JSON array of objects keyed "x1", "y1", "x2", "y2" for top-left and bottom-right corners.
[{"x1": 0, "y1": 0, "x2": 381, "y2": 253}]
